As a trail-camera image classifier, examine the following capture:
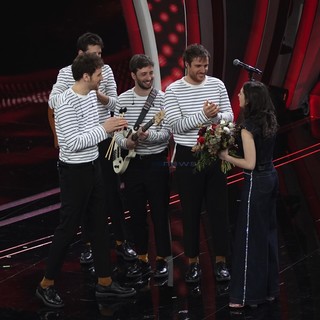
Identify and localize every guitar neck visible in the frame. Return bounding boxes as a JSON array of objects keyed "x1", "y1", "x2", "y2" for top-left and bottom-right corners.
[{"x1": 131, "y1": 117, "x2": 155, "y2": 141}]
